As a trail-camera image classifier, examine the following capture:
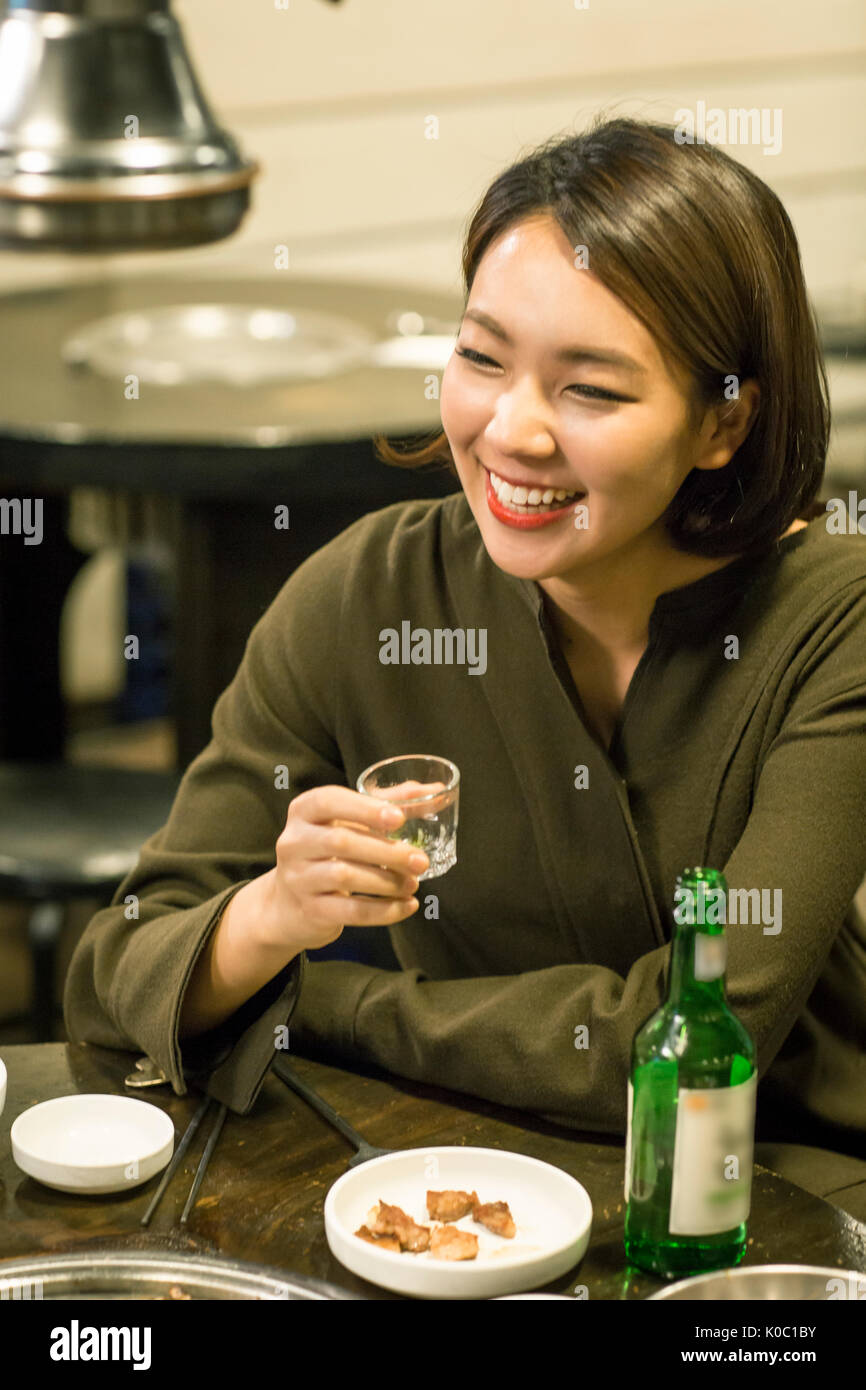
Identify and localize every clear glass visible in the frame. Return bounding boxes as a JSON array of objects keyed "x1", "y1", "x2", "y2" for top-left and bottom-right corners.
[{"x1": 355, "y1": 755, "x2": 459, "y2": 879}]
